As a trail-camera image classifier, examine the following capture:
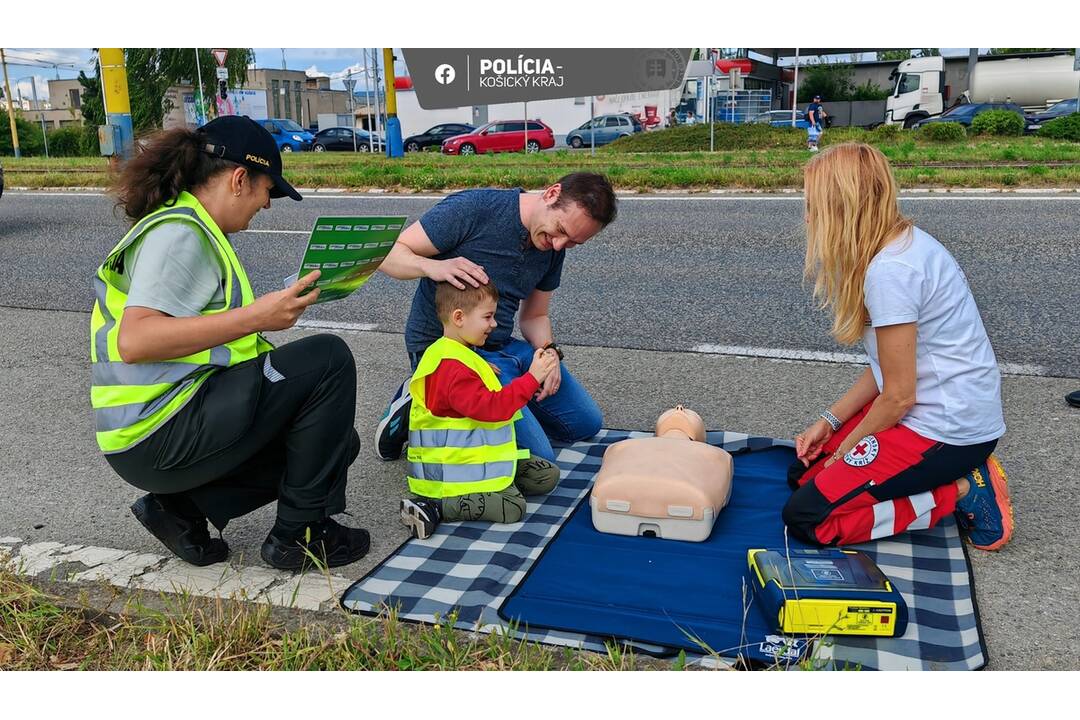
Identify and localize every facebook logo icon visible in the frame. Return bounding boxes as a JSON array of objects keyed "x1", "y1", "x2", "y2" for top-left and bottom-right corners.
[{"x1": 435, "y1": 64, "x2": 456, "y2": 85}]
